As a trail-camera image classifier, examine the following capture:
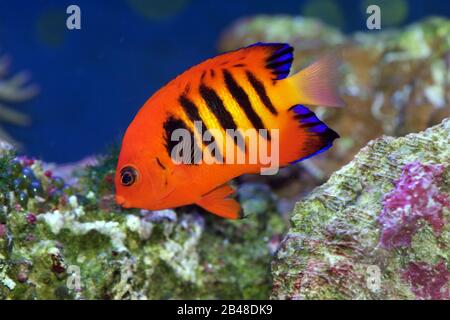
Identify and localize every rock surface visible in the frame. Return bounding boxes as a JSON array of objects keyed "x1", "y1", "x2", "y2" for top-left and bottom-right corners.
[{"x1": 272, "y1": 118, "x2": 449, "y2": 300}]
